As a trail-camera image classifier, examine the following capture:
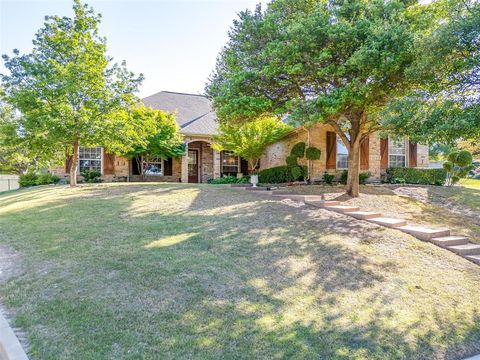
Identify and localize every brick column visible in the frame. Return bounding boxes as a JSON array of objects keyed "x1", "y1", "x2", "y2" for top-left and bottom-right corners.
[
  {"x1": 181, "y1": 143, "x2": 189, "y2": 183},
  {"x1": 213, "y1": 150, "x2": 221, "y2": 179}
]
